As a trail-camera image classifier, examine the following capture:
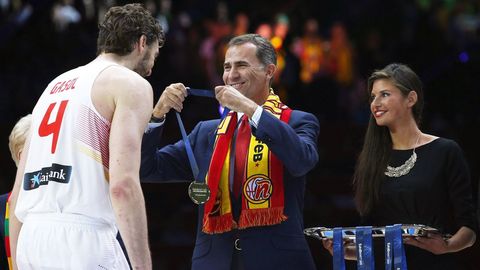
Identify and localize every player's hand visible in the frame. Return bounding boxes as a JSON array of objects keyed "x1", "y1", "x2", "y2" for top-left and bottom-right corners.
[{"x1": 152, "y1": 83, "x2": 188, "y2": 118}]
